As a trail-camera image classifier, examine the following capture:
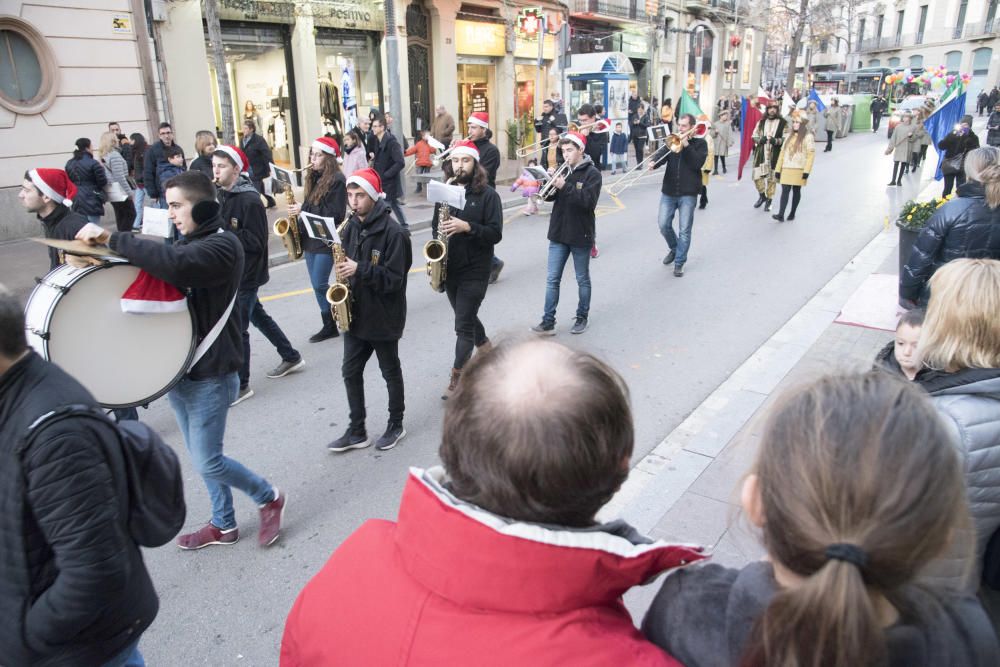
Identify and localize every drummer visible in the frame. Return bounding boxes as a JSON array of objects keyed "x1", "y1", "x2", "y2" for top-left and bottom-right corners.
[
  {"x1": 73, "y1": 170, "x2": 288, "y2": 551},
  {"x1": 19, "y1": 168, "x2": 87, "y2": 270}
]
